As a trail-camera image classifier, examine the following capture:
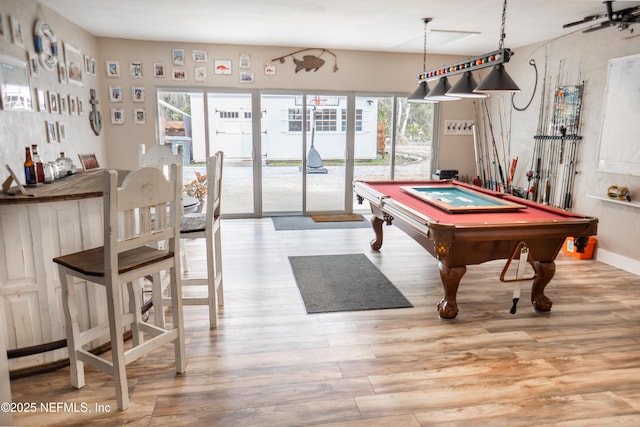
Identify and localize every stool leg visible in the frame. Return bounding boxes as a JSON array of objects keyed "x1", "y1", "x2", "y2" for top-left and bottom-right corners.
[
  {"x1": 214, "y1": 223, "x2": 224, "y2": 307},
  {"x1": 151, "y1": 271, "x2": 166, "y2": 328},
  {"x1": 168, "y1": 263, "x2": 186, "y2": 373},
  {"x1": 128, "y1": 281, "x2": 144, "y2": 347},
  {"x1": 106, "y1": 280, "x2": 129, "y2": 410},
  {"x1": 58, "y1": 266, "x2": 85, "y2": 389},
  {"x1": 206, "y1": 234, "x2": 218, "y2": 329}
]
